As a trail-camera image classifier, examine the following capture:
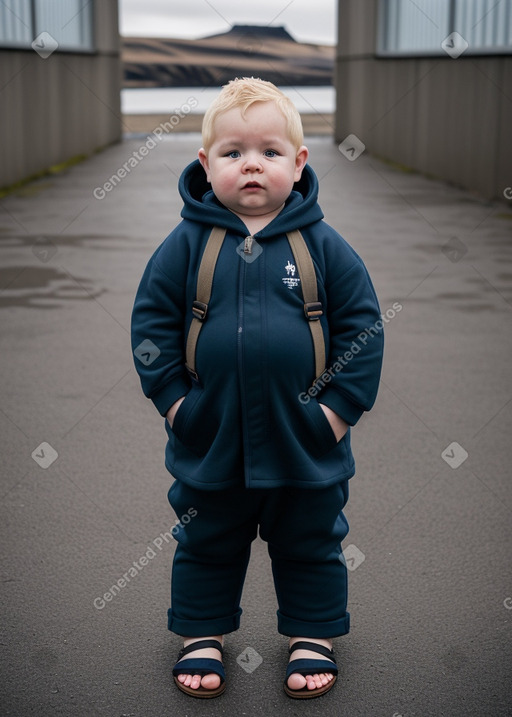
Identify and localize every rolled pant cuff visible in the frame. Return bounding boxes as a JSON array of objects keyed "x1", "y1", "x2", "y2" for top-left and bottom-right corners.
[
  {"x1": 277, "y1": 610, "x2": 350, "y2": 638},
  {"x1": 167, "y1": 607, "x2": 242, "y2": 636}
]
